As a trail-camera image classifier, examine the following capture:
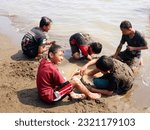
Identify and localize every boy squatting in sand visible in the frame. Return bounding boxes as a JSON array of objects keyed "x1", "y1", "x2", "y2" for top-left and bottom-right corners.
[
  {"x1": 80, "y1": 55, "x2": 134, "y2": 95},
  {"x1": 69, "y1": 32, "x2": 102, "y2": 60},
  {"x1": 36, "y1": 44, "x2": 100, "y2": 103},
  {"x1": 21, "y1": 16, "x2": 55, "y2": 60}
]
